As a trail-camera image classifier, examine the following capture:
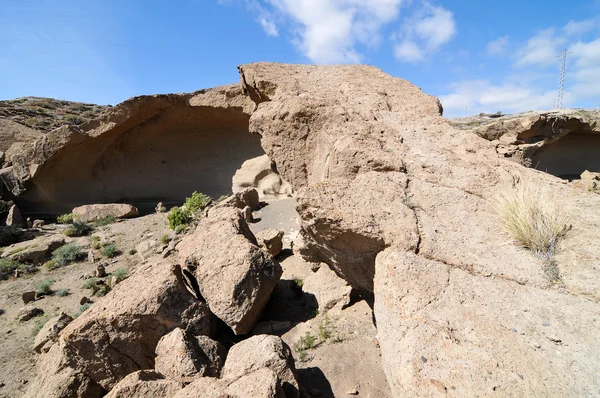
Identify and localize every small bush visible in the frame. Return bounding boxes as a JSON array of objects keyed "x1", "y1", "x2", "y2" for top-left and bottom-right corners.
[
  {"x1": 63, "y1": 221, "x2": 93, "y2": 237},
  {"x1": 318, "y1": 316, "x2": 332, "y2": 340},
  {"x1": 83, "y1": 278, "x2": 110, "y2": 296},
  {"x1": 174, "y1": 224, "x2": 188, "y2": 235},
  {"x1": 83, "y1": 278, "x2": 99, "y2": 290},
  {"x1": 497, "y1": 185, "x2": 569, "y2": 255},
  {"x1": 57, "y1": 213, "x2": 75, "y2": 224},
  {"x1": 56, "y1": 288, "x2": 69, "y2": 297},
  {"x1": 101, "y1": 243, "x2": 120, "y2": 258},
  {"x1": 52, "y1": 243, "x2": 85, "y2": 267},
  {"x1": 0, "y1": 258, "x2": 22, "y2": 280},
  {"x1": 167, "y1": 207, "x2": 190, "y2": 231},
  {"x1": 91, "y1": 235, "x2": 101, "y2": 250},
  {"x1": 35, "y1": 278, "x2": 55, "y2": 295},
  {"x1": 75, "y1": 303, "x2": 91, "y2": 318},
  {"x1": 184, "y1": 191, "x2": 211, "y2": 215},
  {"x1": 160, "y1": 234, "x2": 171, "y2": 245},
  {"x1": 43, "y1": 259, "x2": 58, "y2": 271},
  {"x1": 295, "y1": 331, "x2": 316, "y2": 351},
  {"x1": 92, "y1": 215, "x2": 115, "y2": 227},
  {"x1": 111, "y1": 267, "x2": 129, "y2": 283}
]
